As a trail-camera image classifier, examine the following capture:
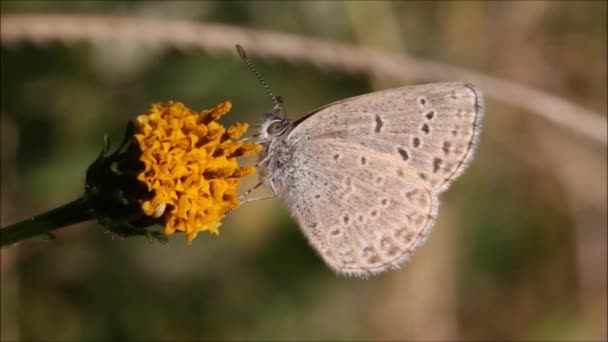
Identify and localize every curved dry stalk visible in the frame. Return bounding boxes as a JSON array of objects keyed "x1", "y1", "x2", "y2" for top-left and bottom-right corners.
[{"x1": 1, "y1": 14, "x2": 606, "y2": 145}]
